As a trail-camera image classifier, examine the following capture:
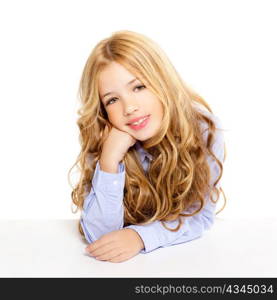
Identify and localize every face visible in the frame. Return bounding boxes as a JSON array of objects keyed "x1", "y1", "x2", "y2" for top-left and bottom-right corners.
[{"x1": 98, "y1": 61, "x2": 163, "y2": 141}]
